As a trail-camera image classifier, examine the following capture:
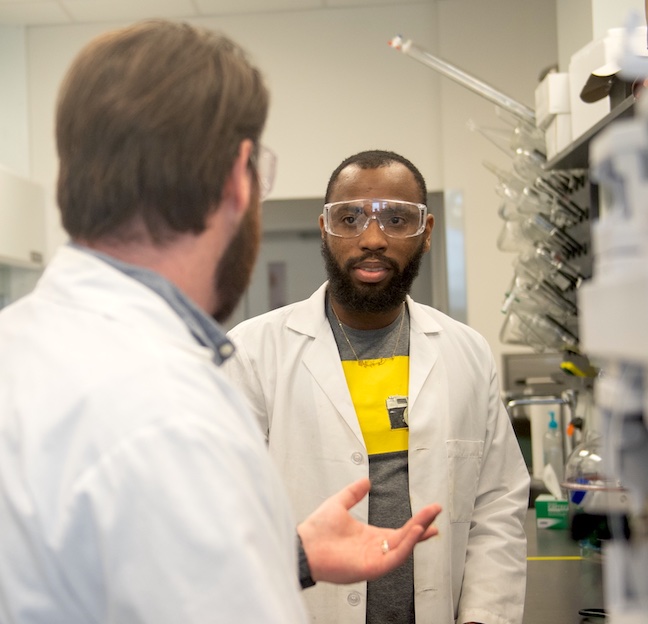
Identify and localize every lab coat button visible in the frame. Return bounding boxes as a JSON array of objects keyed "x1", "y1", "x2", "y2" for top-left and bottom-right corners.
[
  {"x1": 351, "y1": 452, "x2": 364, "y2": 465},
  {"x1": 219, "y1": 343, "x2": 234, "y2": 358},
  {"x1": 347, "y1": 591, "x2": 361, "y2": 606}
]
